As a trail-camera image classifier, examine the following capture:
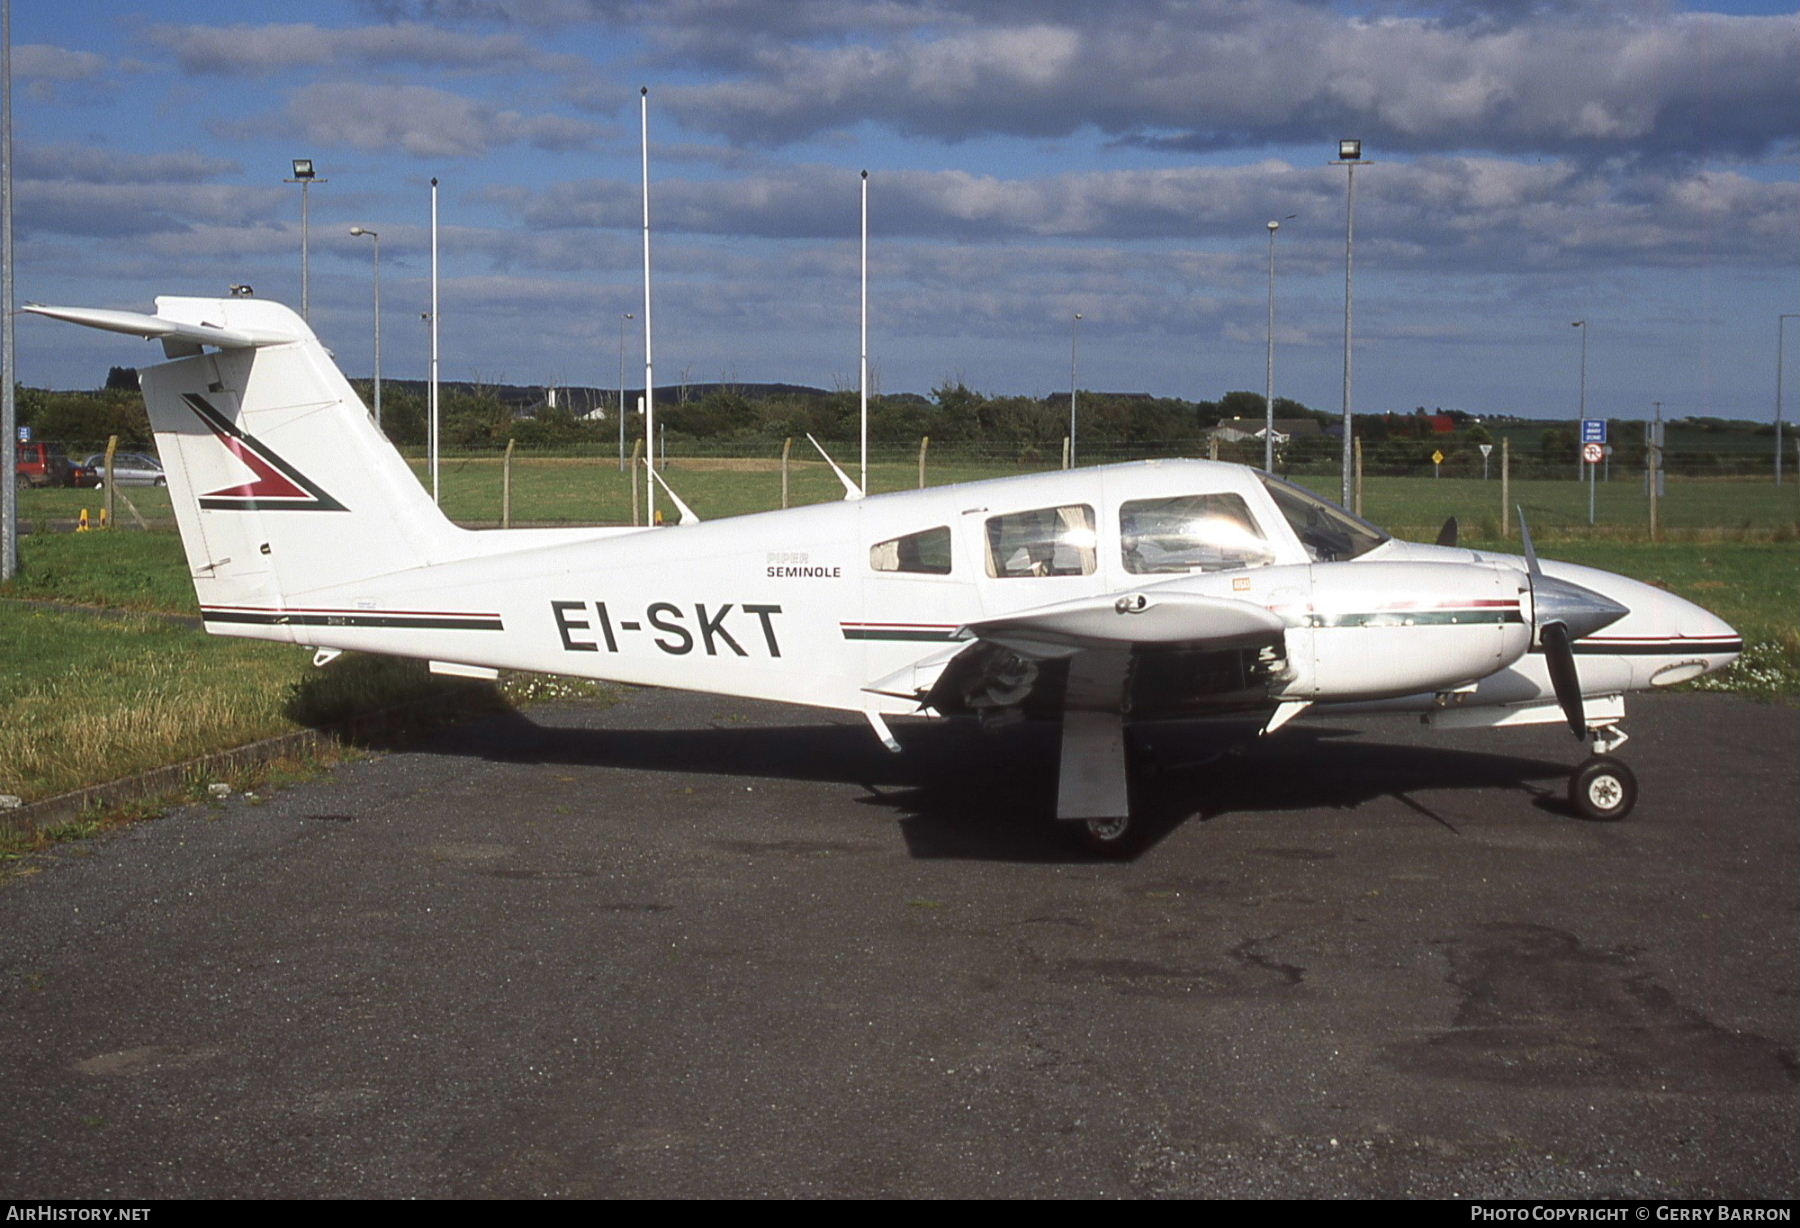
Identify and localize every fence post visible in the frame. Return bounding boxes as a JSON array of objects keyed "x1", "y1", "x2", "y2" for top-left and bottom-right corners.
[
  {"x1": 1501, "y1": 437, "x2": 1510, "y2": 538},
  {"x1": 502, "y1": 438, "x2": 515, "y2": 529},
  {"x1": 1208, "y1": 435, "x2": 1219, "y2": 462},
  {"x1": 1352, "y1": 435, "x2": 1364, "y2": 518},
  {"x1": 1062, "y1": 436, "x2": 1071, "y2": 470},
  {"x1": 781, "y1": 436, "x2": 793, "y2": 509},
  {"x1": 630, "y1": 438, "x2": 643, "y2": 525},
  {"x1": 918, "y1": 435, "x2": 930, "y2": 489},
  {"x1": 102, "y1": 435, "x2": 118, "y2": 530}
]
